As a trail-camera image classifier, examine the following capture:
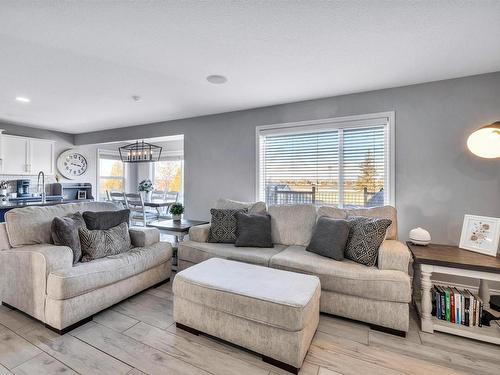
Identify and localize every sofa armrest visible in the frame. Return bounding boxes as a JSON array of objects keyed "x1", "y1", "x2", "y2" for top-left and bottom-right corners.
[
  {"x1": 0, "y1": 244, "x2": 73, "y2": 320},
  {"x1": 377, "y1": 240, "x2": 411, "y2": 273},
  {"x1": 129, "y1": 227, "x2": 160, "y2": 247},
  {"x1": 0, "y1": 223, "x2": 11, "y2": 251},
  {"x1": 188, "y1": 223, "x2": 211, "y2": 242},
  {"x1": 1, "y1": 244, "x2": 74, "y2": 274}
]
